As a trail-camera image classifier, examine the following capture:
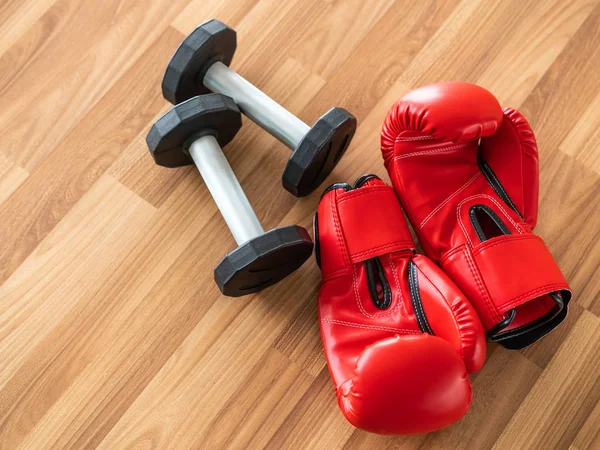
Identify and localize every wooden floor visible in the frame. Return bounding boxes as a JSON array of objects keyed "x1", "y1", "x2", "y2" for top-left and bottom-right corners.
[{"x1": 1, "y1": 0, "x2": 599, "y2": 448}]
